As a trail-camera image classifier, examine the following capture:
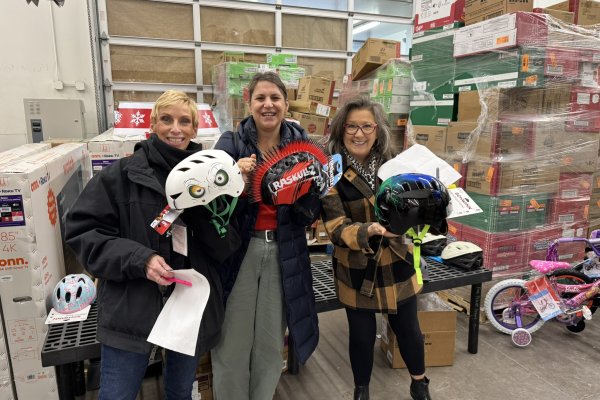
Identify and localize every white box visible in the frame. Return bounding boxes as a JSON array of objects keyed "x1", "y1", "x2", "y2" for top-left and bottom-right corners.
[
  {"x1": 86, "y1": 129, "x2": 145, "y2": 175},
  {"x1": 0, "y1": 143, "x2": 91, "y2": 400},
  {"x1": 0, "y1": 144, "x2": 51, "y2": 170}
]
